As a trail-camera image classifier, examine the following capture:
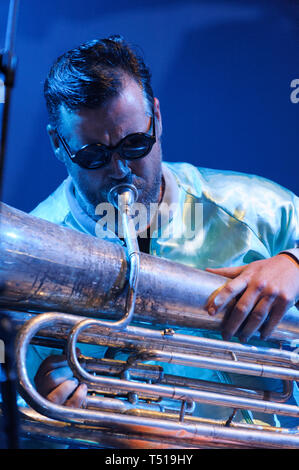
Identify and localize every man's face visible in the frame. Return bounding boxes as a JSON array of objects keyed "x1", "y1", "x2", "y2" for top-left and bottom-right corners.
[{"x1": 53, "y1": 78, "x2": 163, "y2": 224}]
